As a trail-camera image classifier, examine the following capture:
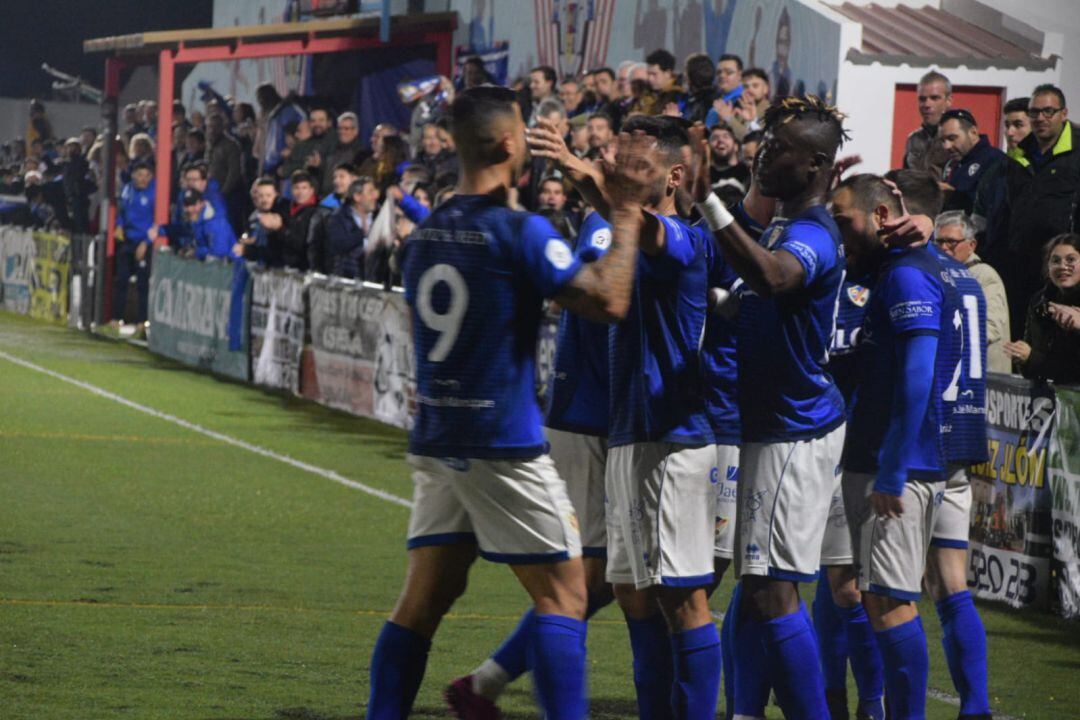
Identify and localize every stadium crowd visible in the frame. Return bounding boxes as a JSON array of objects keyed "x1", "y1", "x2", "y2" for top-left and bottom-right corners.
[{"x1": 2, "y1": 35, "x2": 1078, "y2": 720}]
